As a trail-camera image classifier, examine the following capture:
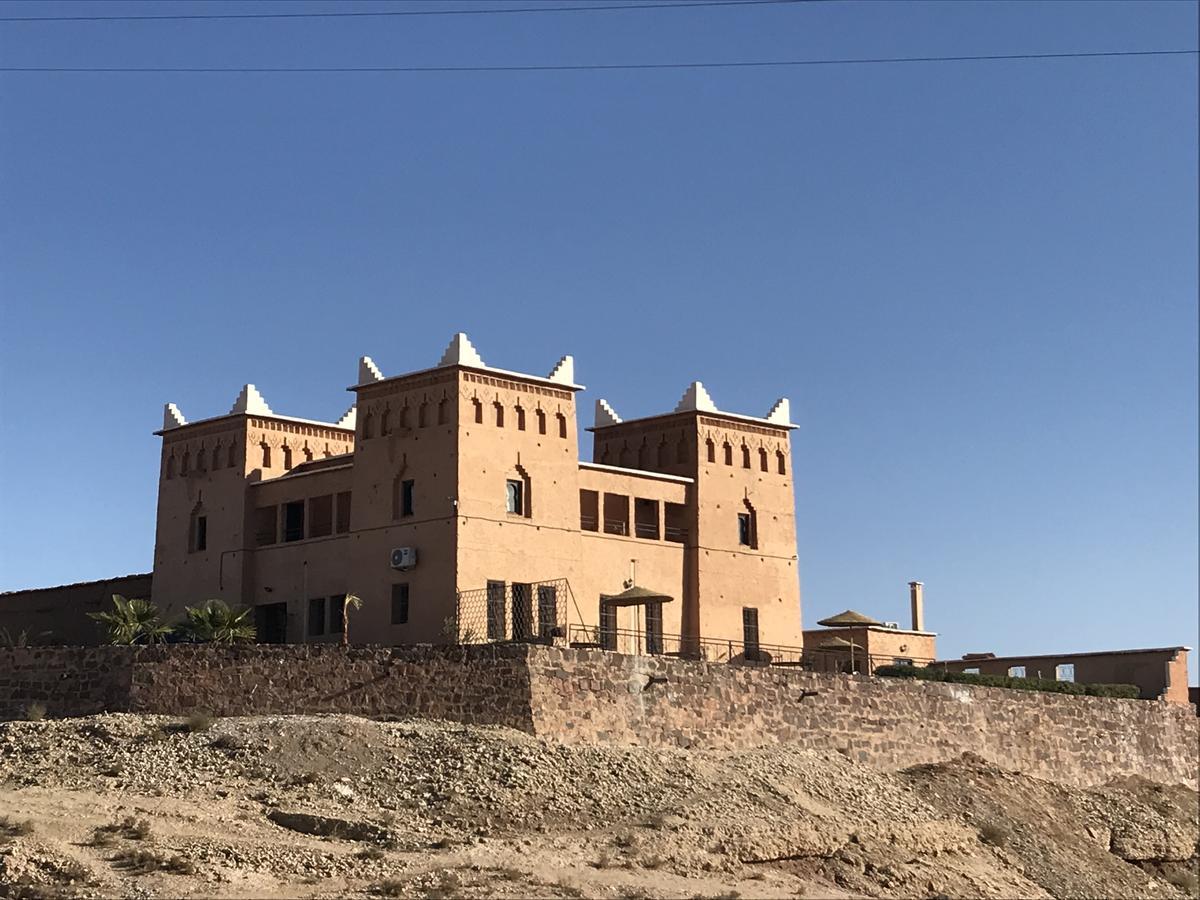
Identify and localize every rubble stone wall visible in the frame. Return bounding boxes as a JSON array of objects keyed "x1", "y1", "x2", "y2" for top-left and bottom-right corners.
[{"x1": 1, "y1": 644, "x2": 1195, "y2": 789}]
